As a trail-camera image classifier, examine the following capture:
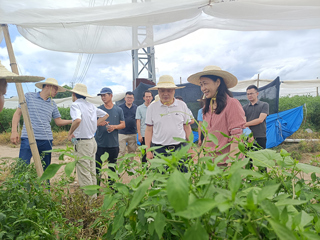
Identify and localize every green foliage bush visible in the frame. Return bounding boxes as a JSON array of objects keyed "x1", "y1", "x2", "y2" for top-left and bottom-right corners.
[
  {"x1": 0, "y1": 158, "x2": 77, "y2": 239},
  {"x1": 42, "y1": 125, "x2": 320, "y2": 240}
]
